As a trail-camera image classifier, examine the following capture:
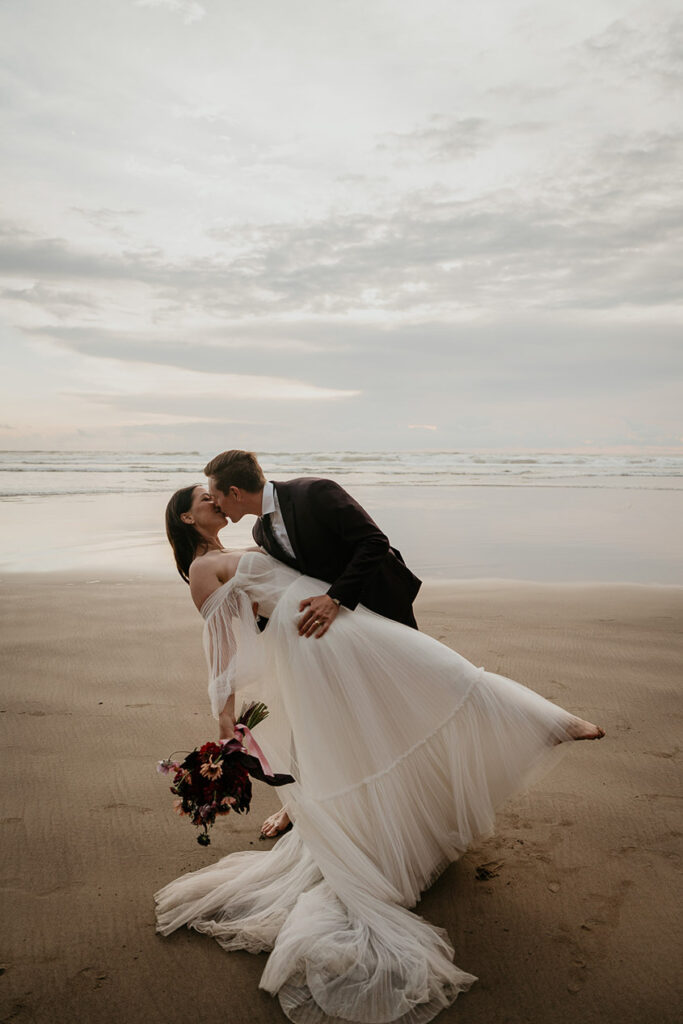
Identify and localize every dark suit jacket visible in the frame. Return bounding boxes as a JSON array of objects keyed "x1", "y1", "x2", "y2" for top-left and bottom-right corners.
[{"x1": 252, "y1": 477, "x2": 421, "y2": 629}]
